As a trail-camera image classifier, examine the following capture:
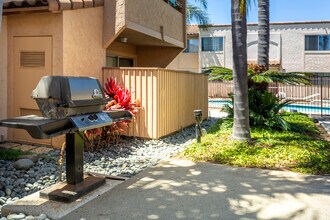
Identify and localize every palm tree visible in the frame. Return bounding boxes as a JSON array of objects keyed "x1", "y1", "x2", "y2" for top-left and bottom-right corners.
[
  {"x1": 258, "y1": 0, "x2": 270, "y2": 69},
  {"x1": 186, "y1": 0, "x2": 210, "y2": 25},
  {"x1": 231, "y1": 0, "x2": 251, "y2": 141}
]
